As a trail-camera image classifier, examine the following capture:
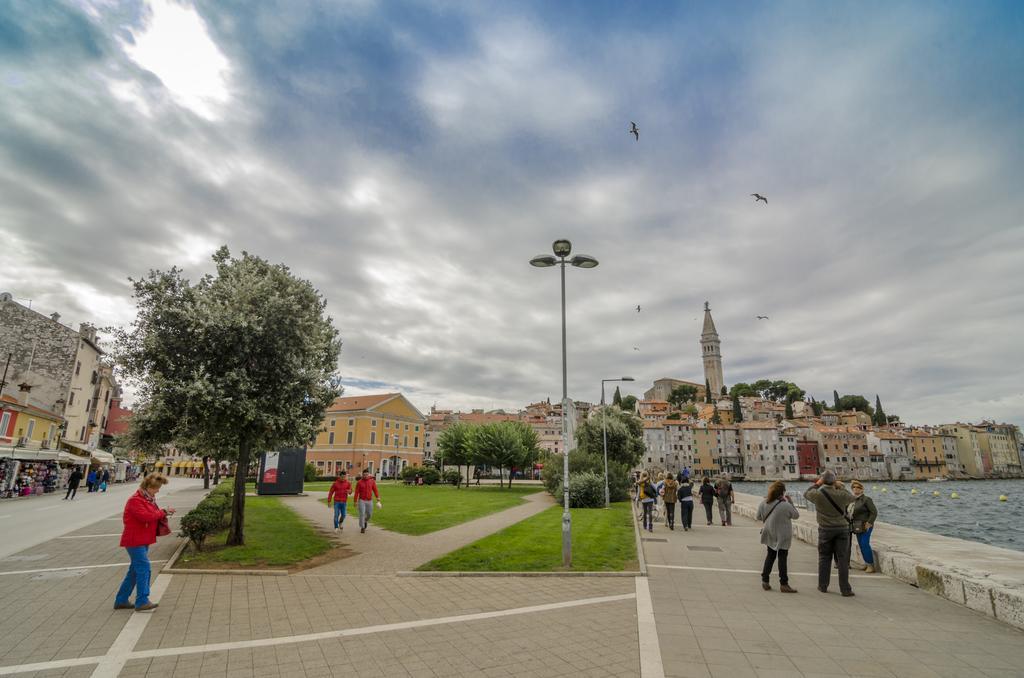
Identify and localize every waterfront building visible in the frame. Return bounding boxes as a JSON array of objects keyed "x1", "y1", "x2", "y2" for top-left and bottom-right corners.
[
  {"x1": 642, "y1": 421, "x2": 666, "y2": 468},
  {"x1": 700, "y1": 302, "x2": 725, "y2": 397},
  {"x1": 637, "y1": 399, "x2": 670, "y2": 424},
  {"x1": 974, "y1": 423, "x2": 1022, "y2": 476},
  {"x1": 906, "y1": 429, "x2": 949, "y2": 479},
  {"x1": 739, "y1": 421, "x2": 798, "y2": 479},
  {"x1": 810, "y1": 425, "x2": 881, "y2": 479},
  {"x1": 795, "y1": 438, "x2": 821, "y2": 476},
  {"x1": 308, "y1": 393, "x2": 426, "y2": 478},
  {"x1": 939, "y1": 424, "x2": 985, "y2": 477},
  {"x1": 866, "y1": 431, "x2": 913, "y2": 480},
  {"x1": 666, "y1": 422, "x2": 696, "y2": 472}
]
